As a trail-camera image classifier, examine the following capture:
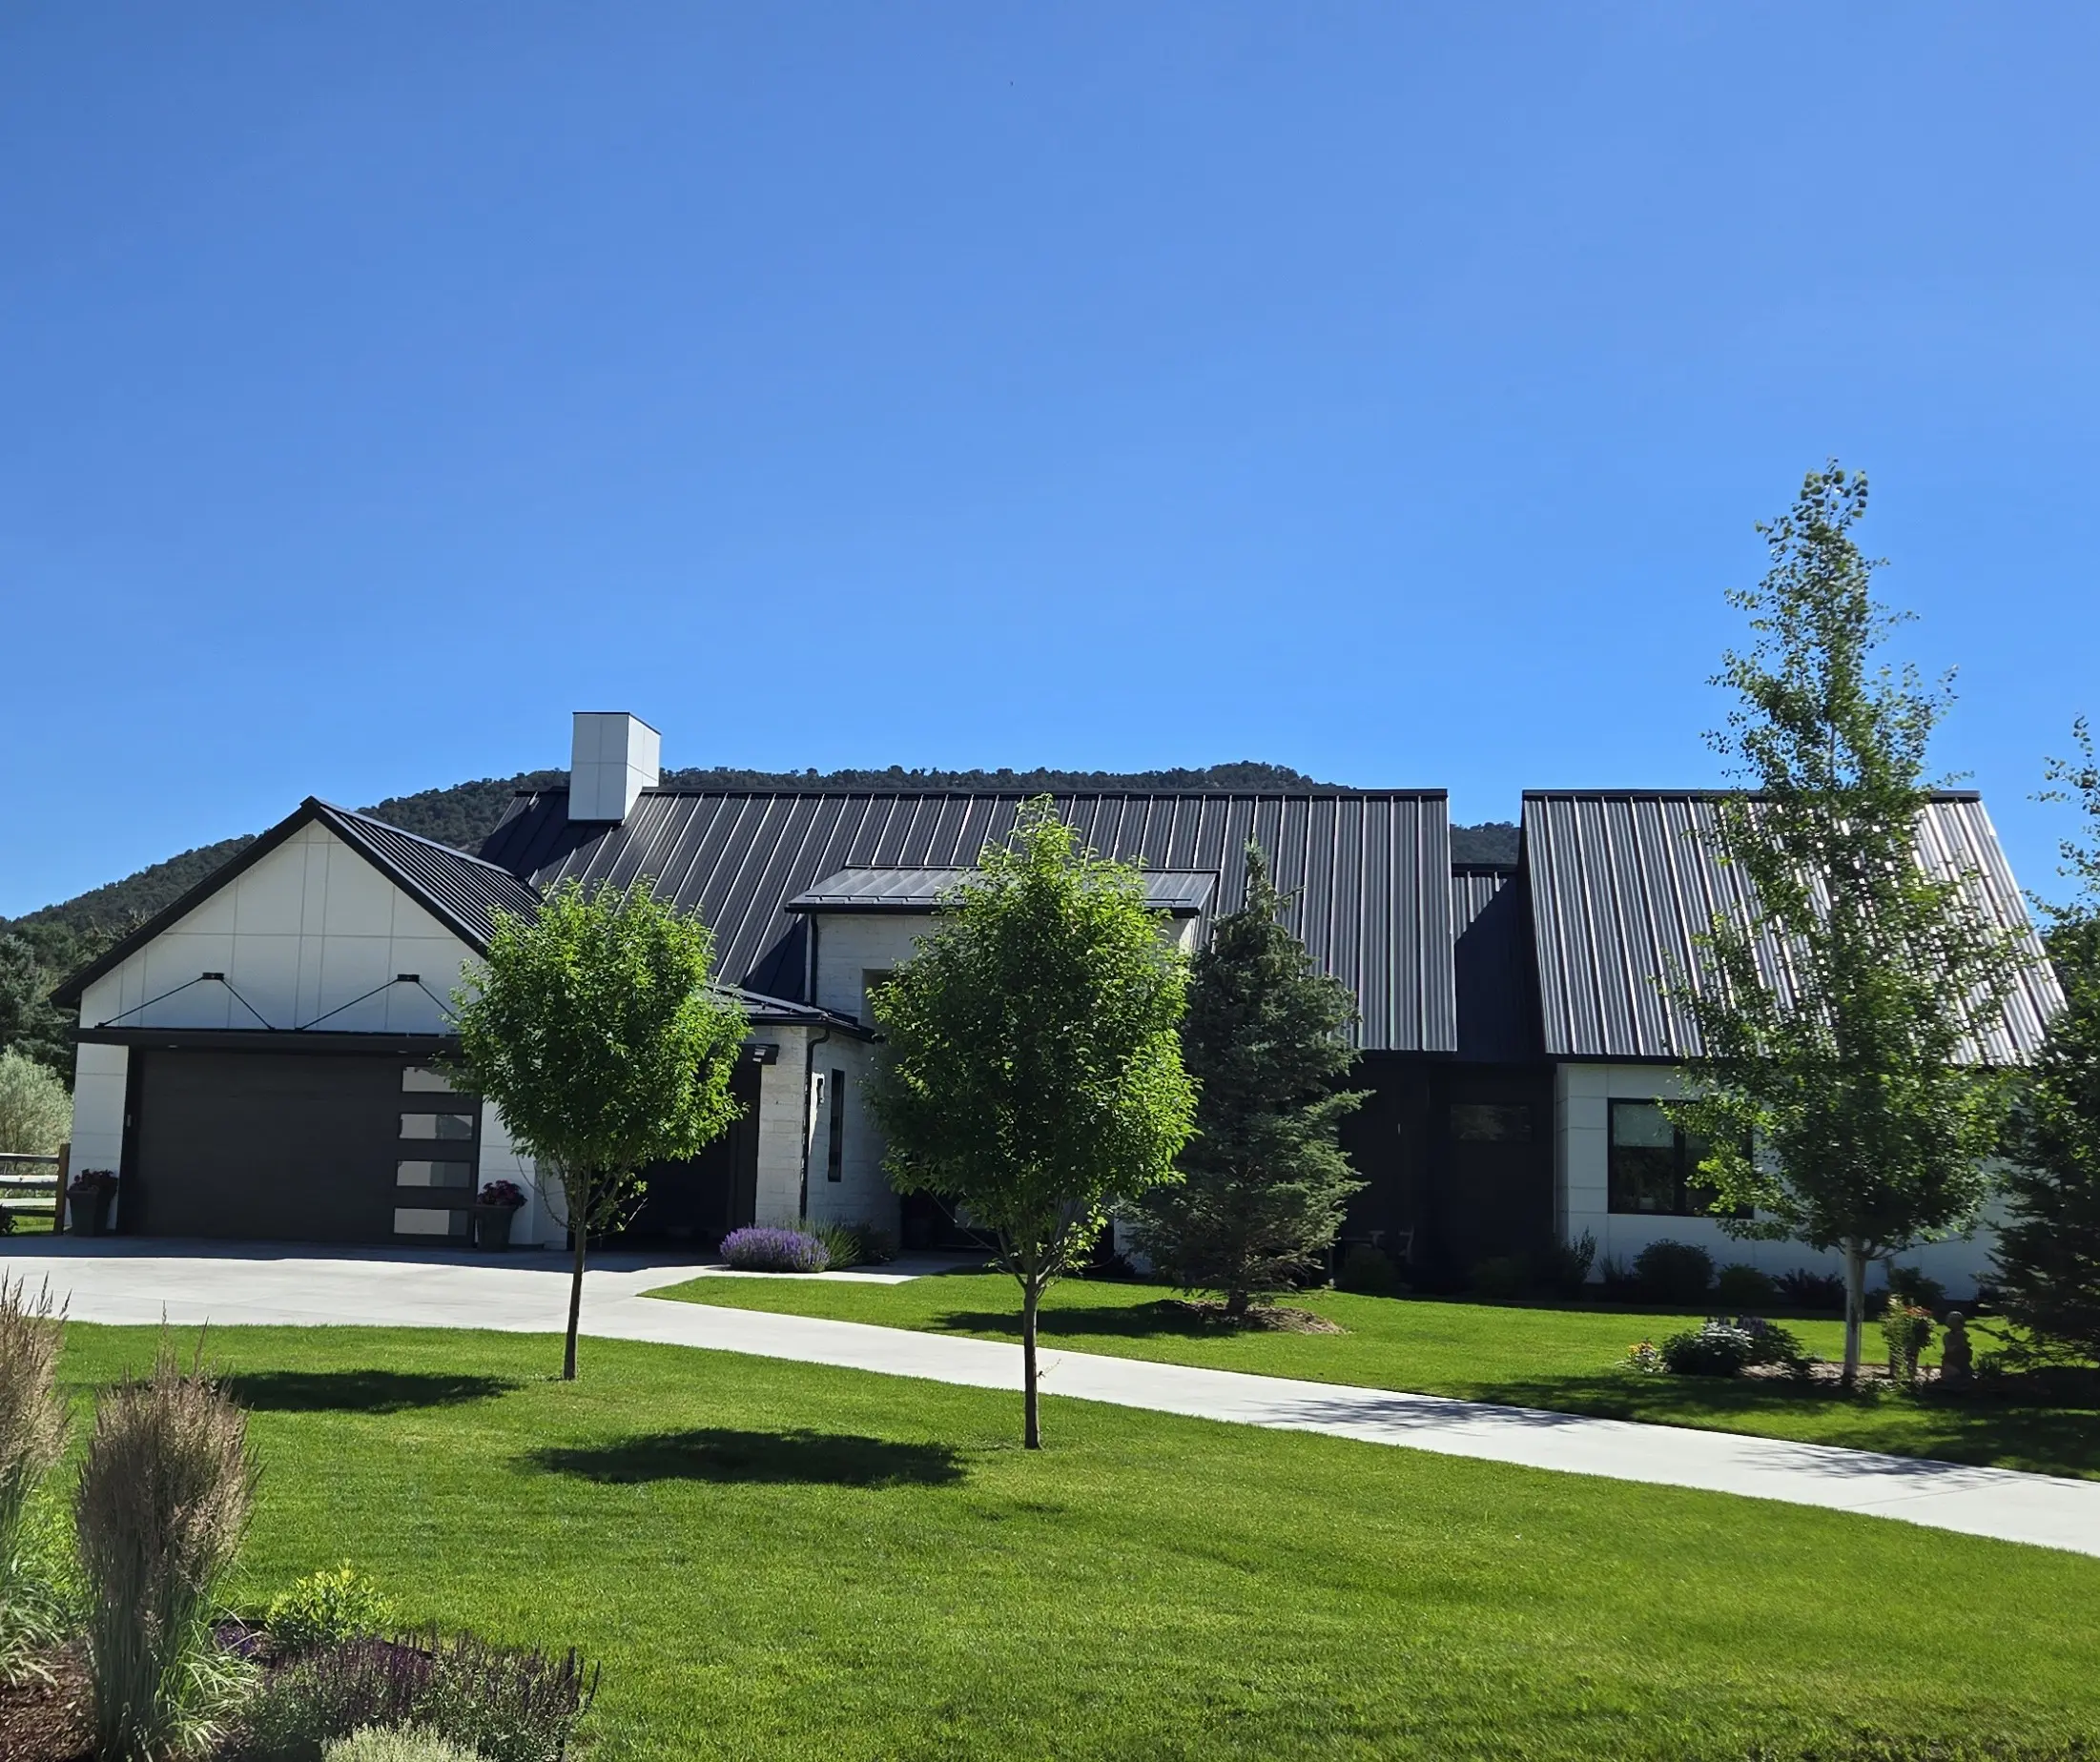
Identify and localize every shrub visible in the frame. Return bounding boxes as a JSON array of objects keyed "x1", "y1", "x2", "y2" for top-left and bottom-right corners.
[
  {"x1": 77, "y1": 1336, "x2": 258, "y2": 1762},
  {"x1": 325, "y1": 1728, "x2": 490, "y2": 1762},
  {"x1": 1774, "y1": 1266, "x2": 1847, "y2": 1311},
  {"x1": 0, "y1": 1206, "x2": 16, "y2": 1236},
  {"x1": 1529, "y1": 1231, "x2": 1596, "y2": 1301},
  {"x1": 1881, "y1": 1301, "x2": 1936, "y2": 1383},
  {"x1": 1333, "y1": 1243, "x2": 1401, "y2": 1297},
  {"x1": 1625, "y1": 1339, "x2": 1665, "y2": 1375},
  {"x1": 1470, "y1": 1257, "x2": 1528, "y2": 1301},
  {"x1": 269, "y1": 1566, "x2": 398, "y2": 1657},
  {"x1": 809, "y1": 1220, "x2": 896, "y2": 1269},
  {"x1": 1596, "y1": 1256, "x2": 1642, "y2": 1301},
  {"x1": 1715, "y1": 1263, "x2": 1779, "y2": 1310},
  {"x1": 1659, "y1": 1321, "x2": 1757, "y2": 1377},
  {"x1": 719, "y1": 1226, "x2": 830, "y2": 1274},
  {"x1": 0, "y1": 1275, "x2": 69, "y2": 1684},
  {"x1": 1727, "y1": 1315, "x2": 1815, "y2": 1374},
  {"x1": 1875, "y1": 1264, "x2": 1947, "y2": 1315},
  {"x1": 1634, "y1": 1240, "x2": 1714, "y2": 1306},
  {"x1": 0, "y1": 1048, "x2": 71, "y2": 1156},
  {"x1": 235, "y1": 1633, "x2": 595, "y2": 1762}
]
